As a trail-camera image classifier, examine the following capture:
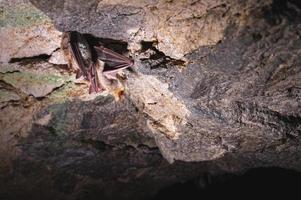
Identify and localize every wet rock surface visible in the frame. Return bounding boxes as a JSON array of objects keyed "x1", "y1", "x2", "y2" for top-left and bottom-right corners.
[{"x1": 0, "y1": 0, "x2": 301, "y2": 199}]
